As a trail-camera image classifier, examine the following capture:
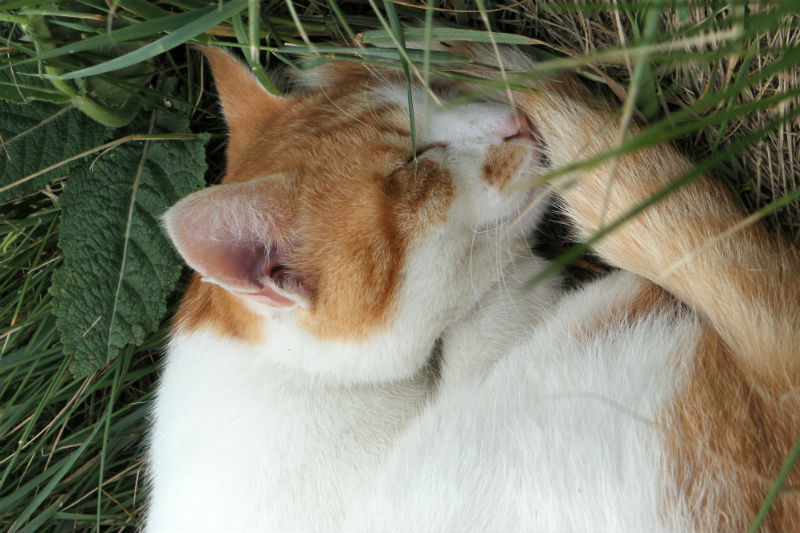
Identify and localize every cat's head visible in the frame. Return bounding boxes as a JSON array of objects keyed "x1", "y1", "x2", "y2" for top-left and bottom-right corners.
[{"x1": 164, "y1": 47, "x2": 549, "y2": 382}]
